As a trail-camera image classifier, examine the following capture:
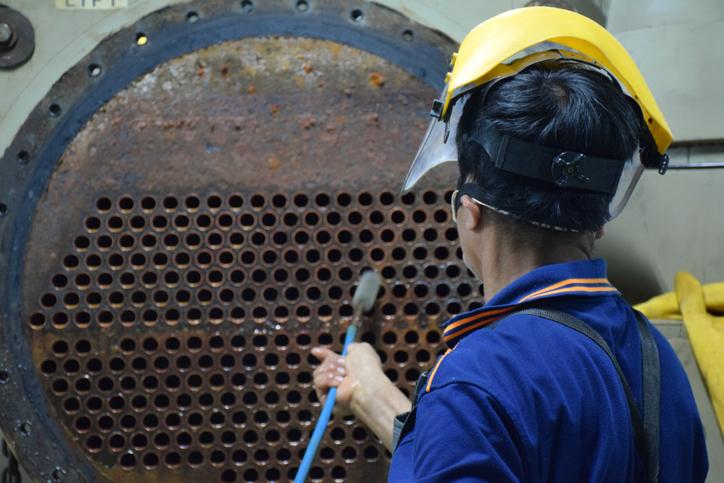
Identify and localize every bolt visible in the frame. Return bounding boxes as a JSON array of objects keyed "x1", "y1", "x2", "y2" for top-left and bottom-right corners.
[{"x1": 0, "y1": 23, "x2": 12, "y2": 44}]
